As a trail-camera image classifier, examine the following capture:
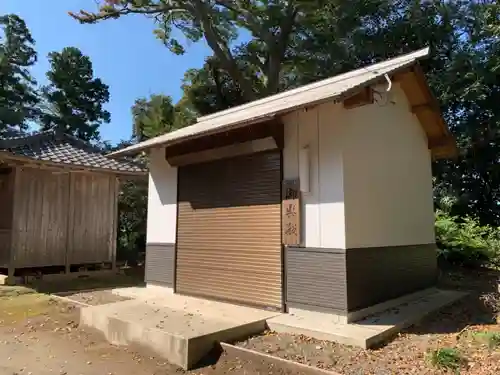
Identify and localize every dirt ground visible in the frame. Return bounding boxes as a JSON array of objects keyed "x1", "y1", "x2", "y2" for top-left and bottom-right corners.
[
  {"x1": 0, "y1": 290, "x2": 312, "y2": 375},
  {"x1": 58, "y1": 290, "x2": 130, "y2": 306},
  {"x1": 236, "y1": 268, "x2": 500, "y2": 375},
  {"x1": 2, "y1": 268, "x2": 499, "y2": 375}
]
